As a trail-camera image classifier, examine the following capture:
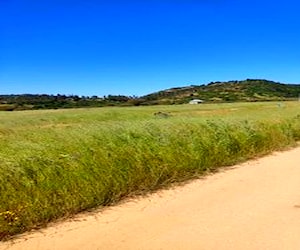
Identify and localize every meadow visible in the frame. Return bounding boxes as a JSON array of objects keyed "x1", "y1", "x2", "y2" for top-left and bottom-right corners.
[{"x1": 1, "y1": 101, "x2": 300, "y2": 239}]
